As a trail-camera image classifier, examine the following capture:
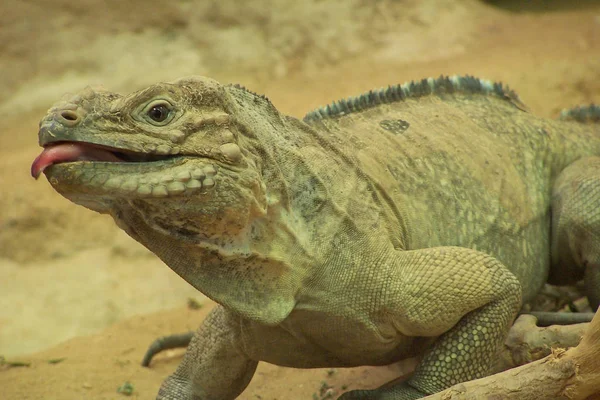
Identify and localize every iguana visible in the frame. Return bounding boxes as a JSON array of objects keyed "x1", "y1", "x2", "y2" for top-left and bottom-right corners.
[{"x1": 31, "y1": 75, "x2": 600, "y2": 399}]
